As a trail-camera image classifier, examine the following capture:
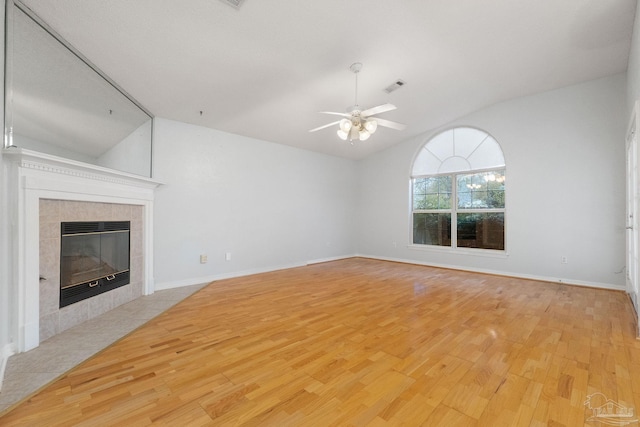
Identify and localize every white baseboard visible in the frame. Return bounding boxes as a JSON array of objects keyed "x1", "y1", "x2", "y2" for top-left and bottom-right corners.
[
  {"x1": 0, "y1": 343, "x2": 16, "y2": 392},
  {"x1": 154, "y1": 262, "x2": 304, "y2": 291},
  {"x1": 155, "y1": 253, "x2": 623, "y2": 293},
  {"x1": 355, "y1": 253, "x2": 626, "y2": 291},
  {"x1": 306, "y1": 254, "x2": 356, "y2": 265},
  {"x1": 154, "y1": 255, "x2": 351, "y2": 291}
]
